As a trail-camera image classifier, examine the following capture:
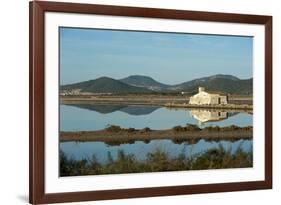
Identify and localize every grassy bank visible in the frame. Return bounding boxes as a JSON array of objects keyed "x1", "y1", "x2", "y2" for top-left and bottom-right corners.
[
  {"x1": 60, "y1": 124, "x2": 253, "y2": 143},
  {"x1": 60, "y1": 145, "x2": 253, "y2": 176}
]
